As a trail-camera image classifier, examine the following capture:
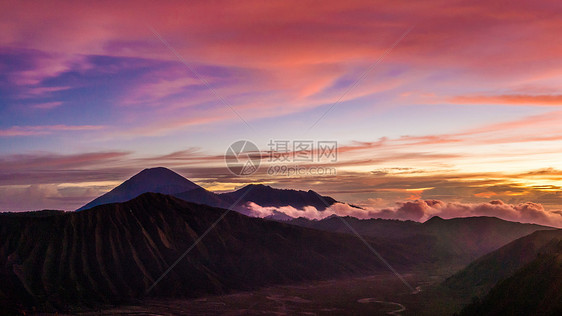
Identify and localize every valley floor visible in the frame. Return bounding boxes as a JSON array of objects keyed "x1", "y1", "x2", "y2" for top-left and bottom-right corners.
[{"x1": 59, "y1": 267, "x2": 468, "y2": 316}]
